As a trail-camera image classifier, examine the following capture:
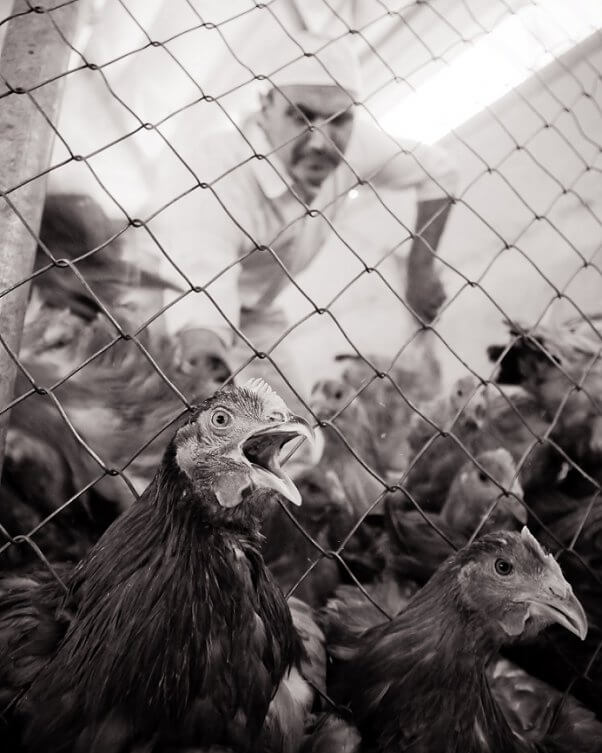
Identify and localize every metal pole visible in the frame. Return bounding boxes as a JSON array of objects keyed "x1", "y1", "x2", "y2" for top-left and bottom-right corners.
[{"x1": 0, "y1": 0, "x2": 82, "y2": 475}]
